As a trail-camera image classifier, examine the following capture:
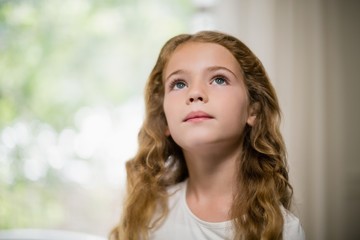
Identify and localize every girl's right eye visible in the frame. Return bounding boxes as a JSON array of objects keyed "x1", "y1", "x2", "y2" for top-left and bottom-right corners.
[{"x1": 169, "y1": 80, "x2": 187, "y2": 90}]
